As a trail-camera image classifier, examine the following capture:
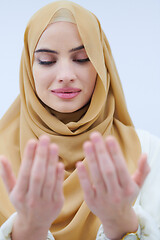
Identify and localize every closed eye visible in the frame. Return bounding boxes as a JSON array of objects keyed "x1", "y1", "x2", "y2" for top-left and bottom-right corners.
[
  {"x1": 73, "y1": 58, "x2": 90, "y2": 63},
  {"x1": 38, "y1": 60, "x2": 56, "y2": 65},
  {"x1": 38, "y1": 58, "x2": 90, "y2": 65}
]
